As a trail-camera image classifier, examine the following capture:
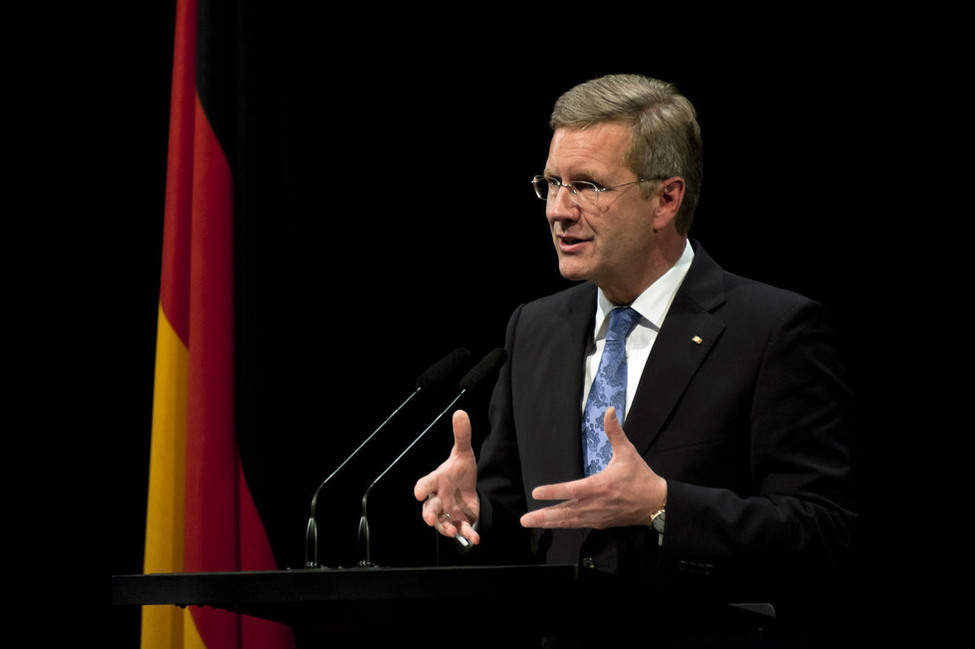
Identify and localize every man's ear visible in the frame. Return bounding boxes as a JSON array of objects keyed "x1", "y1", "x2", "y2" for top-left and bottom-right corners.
[{"x1": 652, "y1": 177, "x2": 685, "y2": 232}]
